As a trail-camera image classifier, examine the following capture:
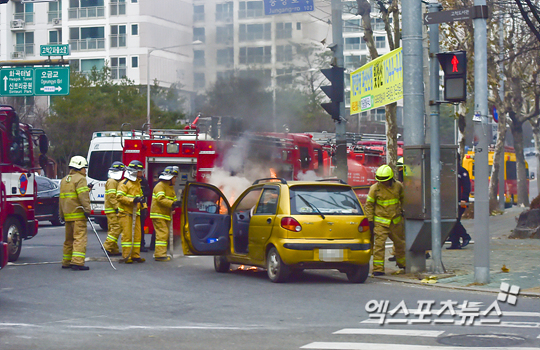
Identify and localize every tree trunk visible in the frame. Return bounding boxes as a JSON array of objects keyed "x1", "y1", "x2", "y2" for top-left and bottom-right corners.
[
  {"x1": 532, "y1": 121, "x2": 540, "y2": 195},
  {"x1": 386, "y1": 102, "x2": 398, "y2": 172},
  {"x1": 458, "y1": 104, "x2": 467, "y2": 157},
  {"x1": 511, "y1": 122, "x2": 530, "y2": 206},
  {"x1": 488, "y1": 111, "x2": 507, "y2": 210}
]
